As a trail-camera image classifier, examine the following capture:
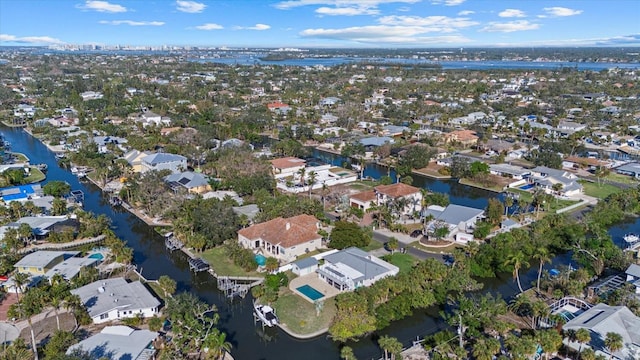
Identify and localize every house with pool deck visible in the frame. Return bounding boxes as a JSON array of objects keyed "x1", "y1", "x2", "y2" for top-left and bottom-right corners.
[
  {"x1": 237, "y1": 214, "x2": 322, "y2": 263},
  {"x1": 316, "y1": 247, "x2": 399, "y2": 291}
]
